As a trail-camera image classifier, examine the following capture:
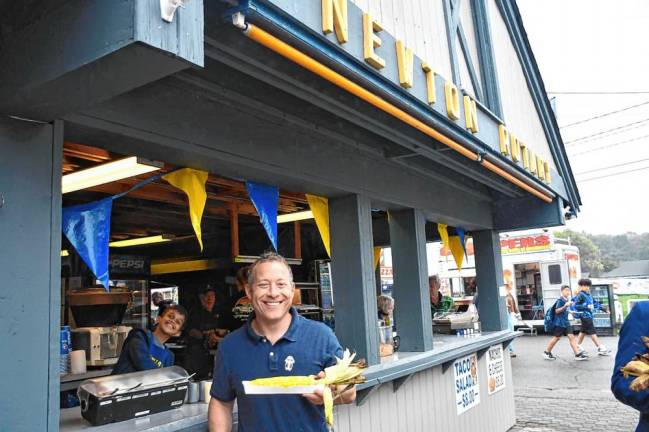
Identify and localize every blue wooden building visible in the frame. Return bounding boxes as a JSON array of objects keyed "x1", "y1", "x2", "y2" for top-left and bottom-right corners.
[{"x1": 0, "y1": 0, "x2": 580, "y2": 431}]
